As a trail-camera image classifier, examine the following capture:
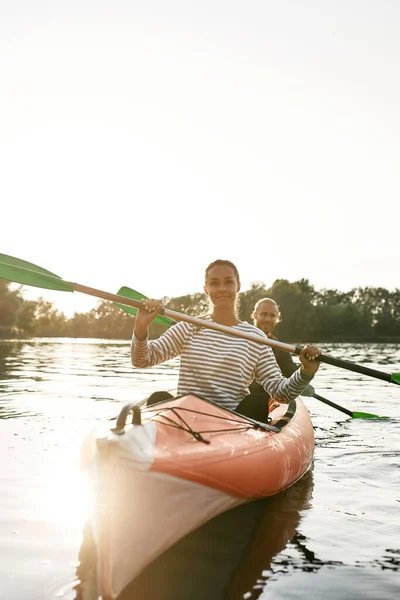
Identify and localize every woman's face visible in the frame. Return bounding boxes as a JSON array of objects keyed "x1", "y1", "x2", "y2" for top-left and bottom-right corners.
[{"x1": 204, "y1": 265, "x2": 240, "y2": 308}]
